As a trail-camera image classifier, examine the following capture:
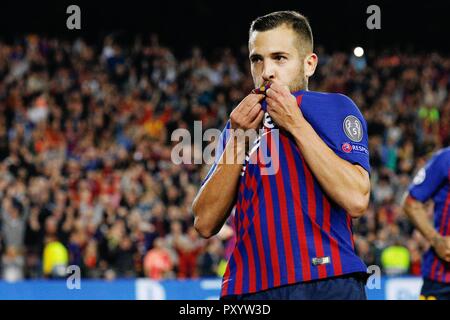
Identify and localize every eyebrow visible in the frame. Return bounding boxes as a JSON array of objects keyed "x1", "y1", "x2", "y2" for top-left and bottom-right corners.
[
  {"x1": 270, "y1": 51, "x2": 290, "y2": 56},
  {"x1": 249, "y1": 51, "x2": 290, "y2": 59}
]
